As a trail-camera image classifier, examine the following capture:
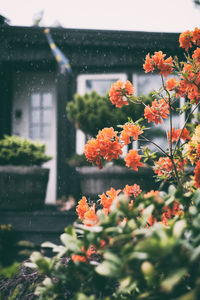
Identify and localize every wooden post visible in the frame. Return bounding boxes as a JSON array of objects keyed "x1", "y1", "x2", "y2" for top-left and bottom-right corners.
[
  {"x1": 0, "y1": 62, "x2": 12, "y2": 138},
  {"x1": 56, "y1": 71, "x2": 76, "y2": 199}
]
